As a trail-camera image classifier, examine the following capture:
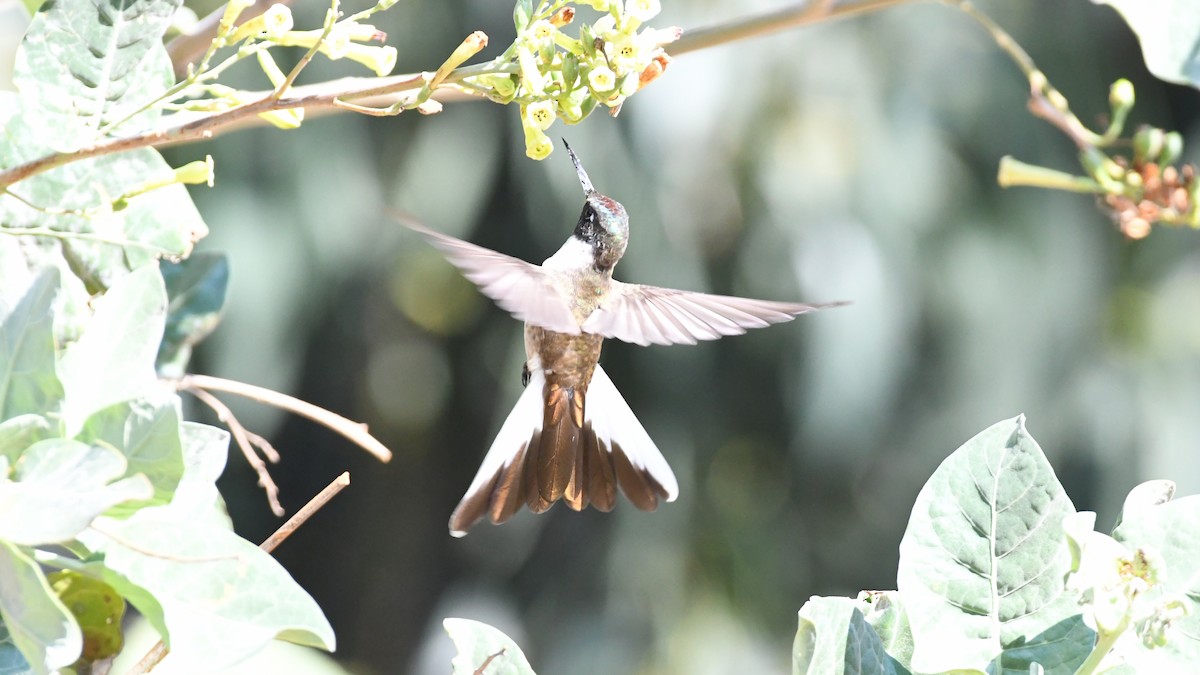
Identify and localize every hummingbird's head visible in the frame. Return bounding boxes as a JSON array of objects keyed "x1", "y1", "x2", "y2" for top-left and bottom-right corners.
[{"x1": 565, "y1": 141, "x2": 628, "y2": 272}]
